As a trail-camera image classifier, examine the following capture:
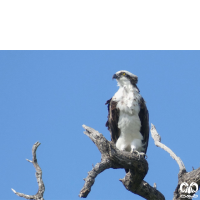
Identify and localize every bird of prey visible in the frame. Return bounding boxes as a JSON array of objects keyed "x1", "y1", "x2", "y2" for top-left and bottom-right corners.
[{"x1": 106, "y1": 70, "x2": 149, "y2": 162}]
